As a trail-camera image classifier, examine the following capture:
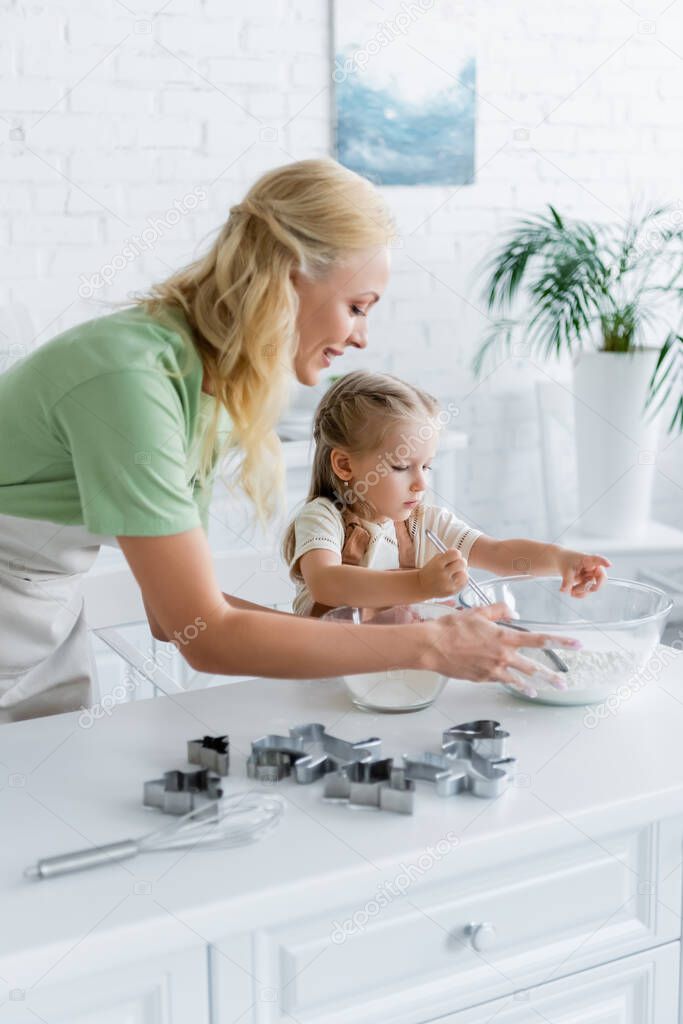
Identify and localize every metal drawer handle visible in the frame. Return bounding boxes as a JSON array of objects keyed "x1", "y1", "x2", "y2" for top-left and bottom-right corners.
[{"x1": 464, "y1": 922, "x2": 497, "y2": 952}]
